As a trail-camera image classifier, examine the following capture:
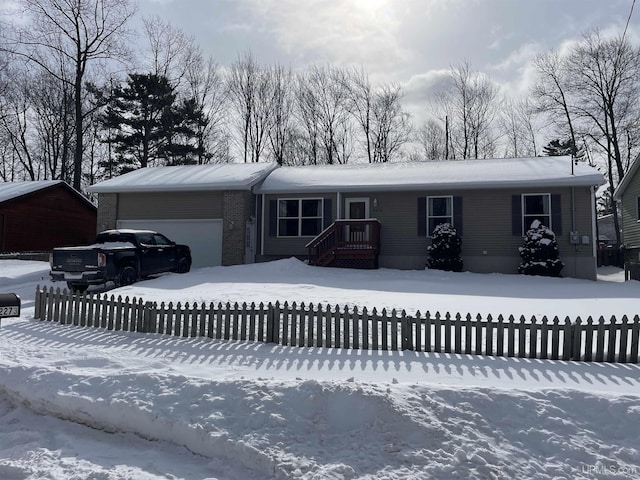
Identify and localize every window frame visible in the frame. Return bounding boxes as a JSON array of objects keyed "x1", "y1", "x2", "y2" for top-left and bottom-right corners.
[
  {"x1": 522, "y1": 193, "x2": 552, "y2": 232},
  {"x1": 277, "y1": 198, "x2": 324, "y2": 238},
  {"x1": 426, "y1": 195, "x2": 454, "y2": 237}
]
